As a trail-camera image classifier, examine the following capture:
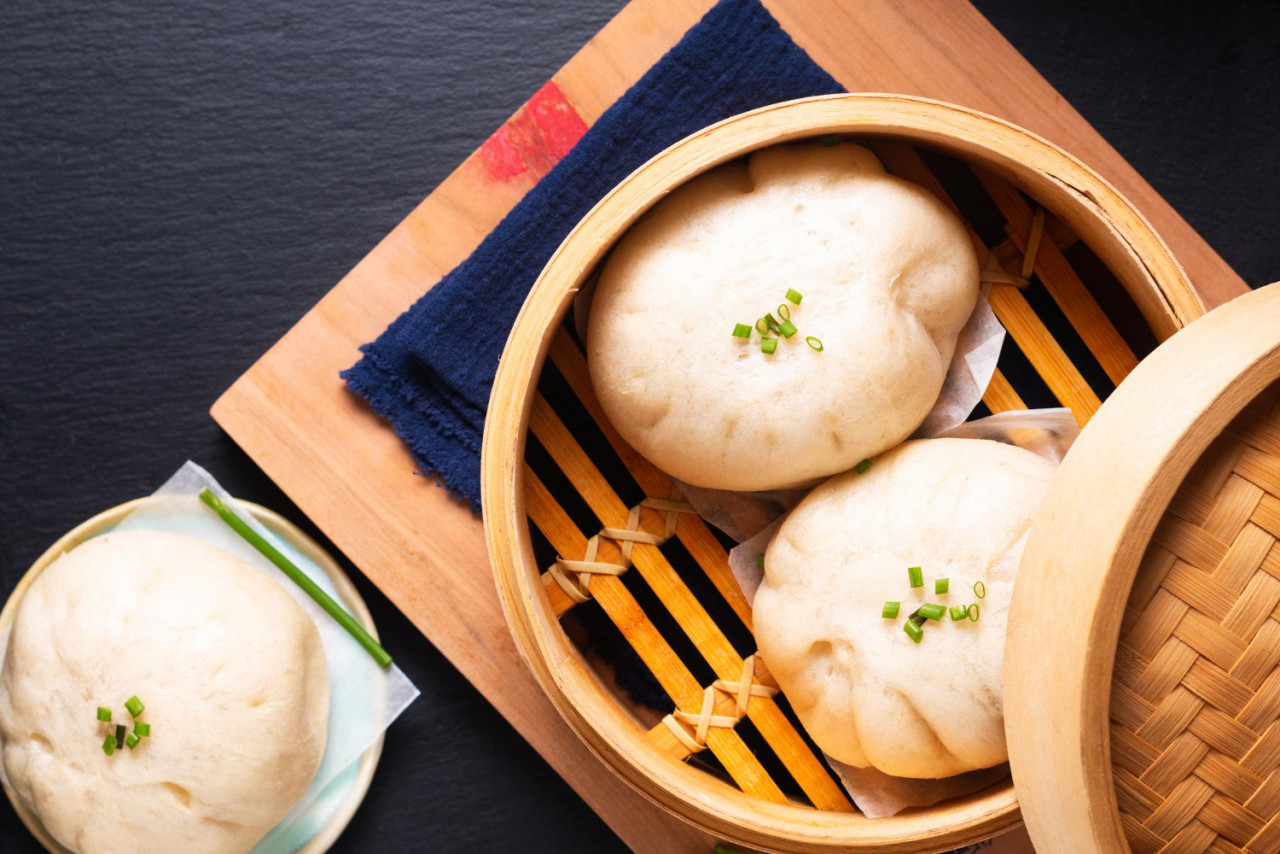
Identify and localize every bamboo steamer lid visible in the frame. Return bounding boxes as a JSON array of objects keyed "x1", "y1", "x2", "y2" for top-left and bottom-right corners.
[{"x1": 1007, "y1": 282, "x2": 1280, "y2": 853}]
